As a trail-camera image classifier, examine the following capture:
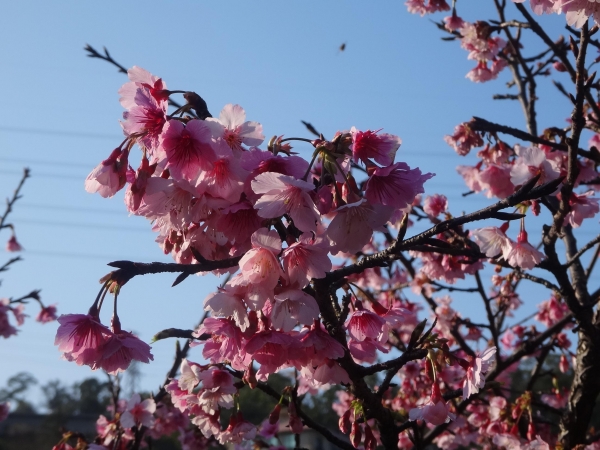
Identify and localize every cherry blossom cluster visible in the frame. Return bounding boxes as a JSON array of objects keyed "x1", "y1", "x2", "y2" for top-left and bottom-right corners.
[{"x1": 53, "y1": 1, "x2": 600, "y2": 445}]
